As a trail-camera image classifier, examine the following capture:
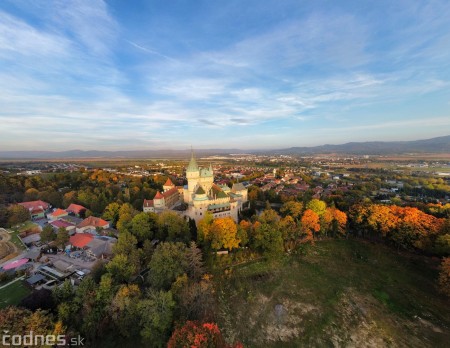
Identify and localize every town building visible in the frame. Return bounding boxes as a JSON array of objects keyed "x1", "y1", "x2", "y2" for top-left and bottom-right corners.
[
  {"x1": 76, "y1": 216, "x2": 110, "y2": 234},
  {"x1": 18, "y1": 200, "x2": 50, "y2": 220},
  {"x1": 47, "y1": 208, "x2": 68, "y2": 221},
  {"x1": 66, "y1": 203, "x2": 87, "y2": 217}
]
